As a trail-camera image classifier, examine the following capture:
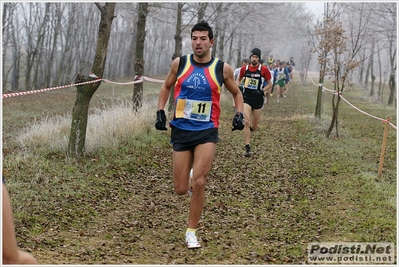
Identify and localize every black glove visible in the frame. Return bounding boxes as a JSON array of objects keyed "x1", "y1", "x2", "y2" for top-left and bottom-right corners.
[
  {"x1": 155, "y1": 110, "x2": 167, "y2": 130},
  {"x1": 232, "y1": 112, "x2": 244, "y2": 131}
]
